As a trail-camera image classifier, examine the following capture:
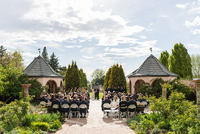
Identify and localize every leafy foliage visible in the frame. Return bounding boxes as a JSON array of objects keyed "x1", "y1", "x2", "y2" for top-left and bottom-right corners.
[
  {"x1": 159, "y1": 50, "x2": 169, "y2": 69},
  {"x1": 42, "y1": 46, "x2": 49, "y2": 63},
  {"x1": 168, "y1": 43, "x2": 192, "y2": 79},
  {"x1": 127, "y1": 91, "x2": 200, "y2": 133},
  {"x1": 65, "y1": 61, "x2": 87, "y2": 89},
  {"x1": 49, "y1": 52, "x2": 59, "y2": 72},
  {"x1": 91, "y1": 69, "x2": 105, "y2": 85},
  {"x1": 31, "y1": 122, "x2": 49, "y2": 131},
  {"x1": 104, "y1": 64, "x2": 126, "y2": 88}
]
